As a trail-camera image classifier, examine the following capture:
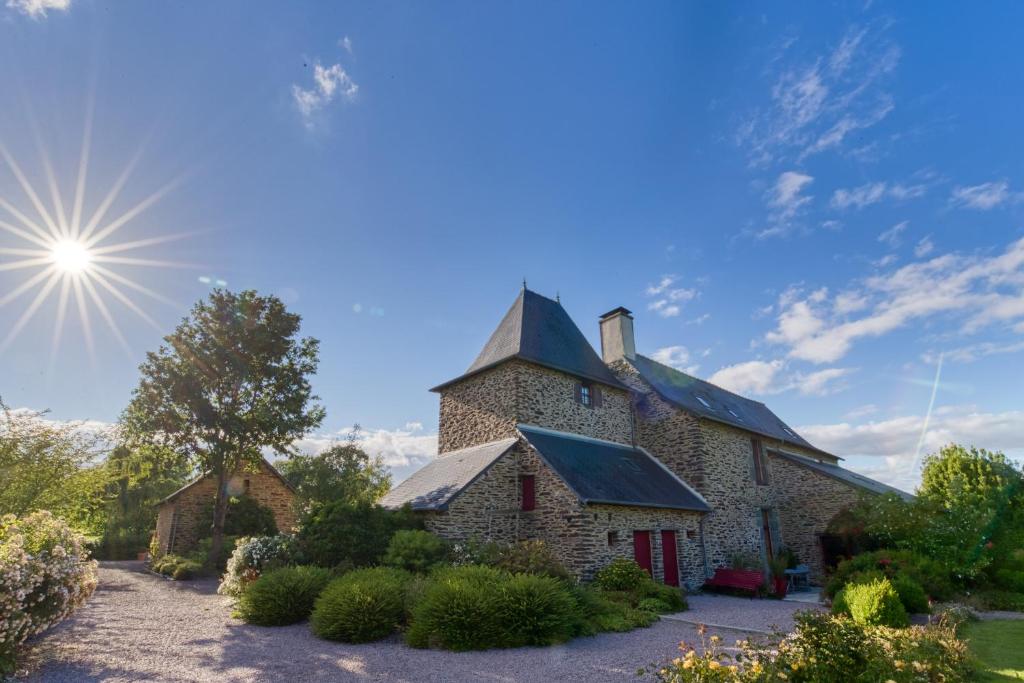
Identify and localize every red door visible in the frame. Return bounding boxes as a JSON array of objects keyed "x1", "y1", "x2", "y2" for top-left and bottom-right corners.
[
  {"x1": 633, "y1": 530, "x2": 652, "y2": 576},
  {"x1": 661, "y1": 530, "x2": 679, "y2": 587}
]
